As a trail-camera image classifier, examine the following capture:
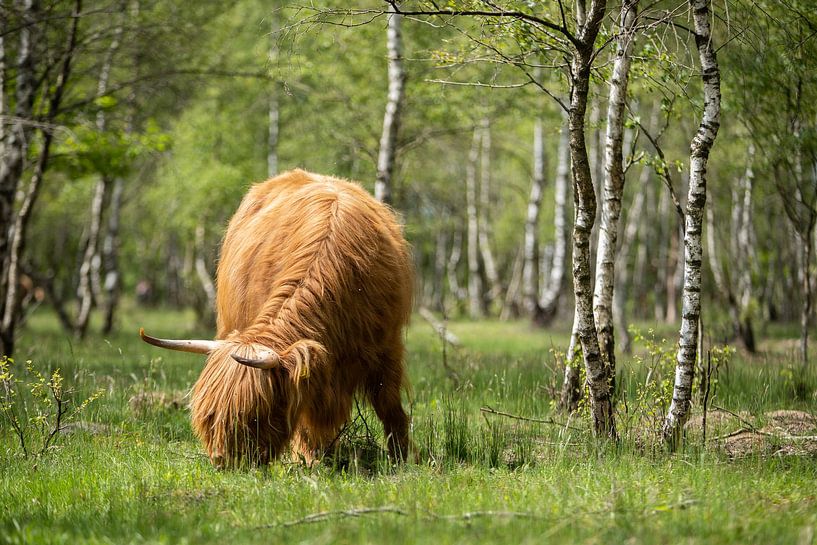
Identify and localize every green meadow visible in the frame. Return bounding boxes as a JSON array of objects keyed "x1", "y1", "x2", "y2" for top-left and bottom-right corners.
[{"x1": 1, "y1": 308, "x2": 816, "y2": 544}]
